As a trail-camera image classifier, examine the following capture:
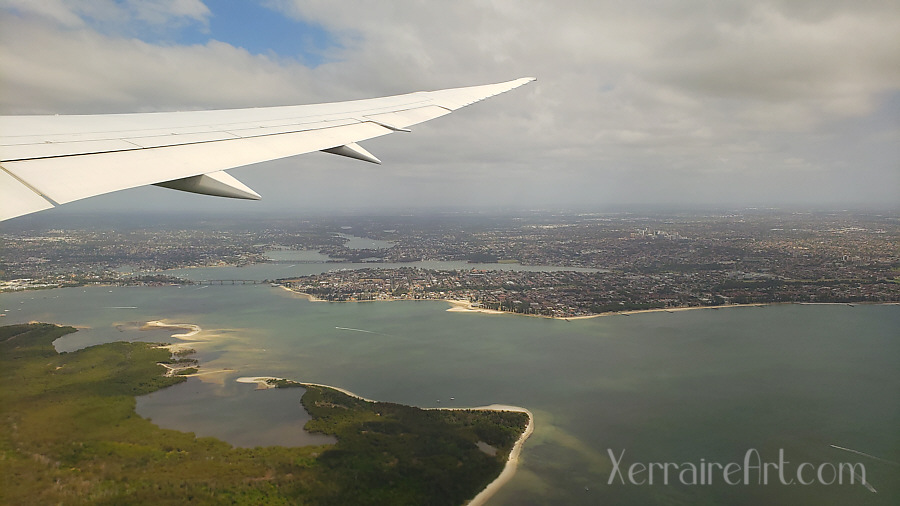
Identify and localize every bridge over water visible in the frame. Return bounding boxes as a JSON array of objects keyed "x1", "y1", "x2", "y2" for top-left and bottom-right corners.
[
  {"x1": 195, "y1": 279, "x2": 267, "y2": 285},
  {"x1": 265, "y1": 260, "x2": 328, "y2": 264}
]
